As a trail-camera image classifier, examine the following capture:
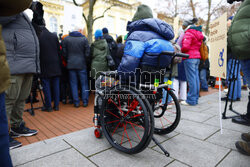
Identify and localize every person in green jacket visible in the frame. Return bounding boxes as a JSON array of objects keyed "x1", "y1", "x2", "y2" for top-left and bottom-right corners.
[
  {"x1": 228, "y1": 0, "x2": 250, "y2": 156},
  {"x1": 90, "y1": 29, "x2": 110, "y2": 86},
  {"x1": 0, "y1": 1, "x2": 33, "y2": 166}
]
